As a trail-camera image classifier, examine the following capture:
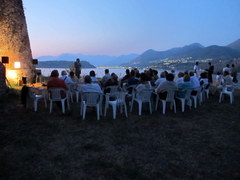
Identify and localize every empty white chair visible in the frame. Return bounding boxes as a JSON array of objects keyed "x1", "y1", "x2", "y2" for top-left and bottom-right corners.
[
  {"x1": 48, "y1": 88, "x2": 70, "y2": 113},
  {"x1": 155, "y1": 90, "x2": 176, "y2": 114},
  {"x1": 27, "y1": 87, "x2": 47, "y2": 112},
  {"x1": 80, "y1": 92, "x2": 102, "y2": 120},
  {"x1": 104, "y1": 91, "x2": 128, "y2": 119},
  {"x1": 219, "y1": 85, "x2": 234, "y2": 104},
  {"x1": 130, "y1": 88, "x2": 153, "y2": 116},
  {"x1": 176, "y1": 89, "x2": 192, "y2": 112}
]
